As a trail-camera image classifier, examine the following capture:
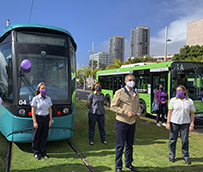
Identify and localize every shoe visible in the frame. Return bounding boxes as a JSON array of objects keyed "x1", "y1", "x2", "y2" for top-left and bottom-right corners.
[
  {"x1": 156, "y1": 123, "x2": 161, "y2": 127},
  {"x1": 162, "y1": 123, "x2": 166, "y2": 127},
  {"x1": 34, "y1": 154, "x2": 40, "y2": 160},
  {"x1": 169, "y1": 158, "x2": 175, "y2": 163},
  {"x1": 184, "y1": 159, "x2": 191, "y2": 165},
  {"x1": 102, "y1": 141, "x2": 108, "y2": 145},
  {"x1": 125, "y1": 165, "x2": 140, "y2": 172},
  {"x1": 89, "y1": 142, "x2": 94, "y2": 146},
  {"x1": 115, "y1": 169, "x2": 122, "y2": 172},
  {"x1": 42, "y1": 154, "x2": 49, "y2": 159}
]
